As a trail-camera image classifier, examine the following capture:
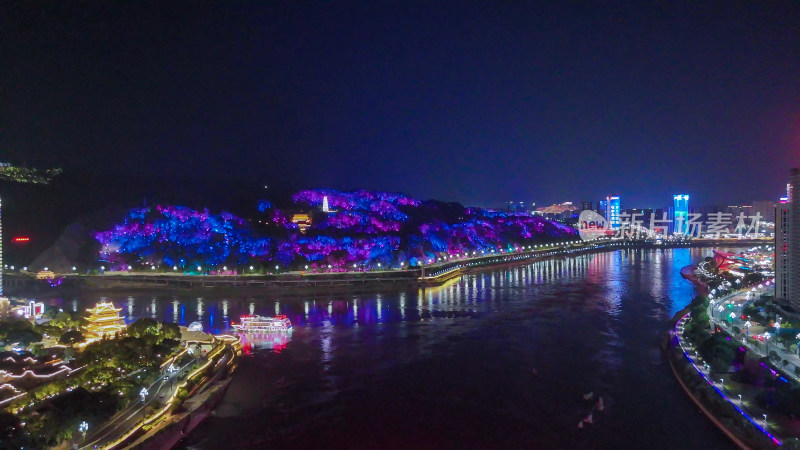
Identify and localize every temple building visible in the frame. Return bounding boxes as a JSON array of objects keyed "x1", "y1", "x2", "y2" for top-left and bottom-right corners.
[
  {"x1": 291, "y1": 213, "x2": 312, "y2": 233},
  {"x1": 84, "y1": 301, "x2": 125, "y2": 340}
]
